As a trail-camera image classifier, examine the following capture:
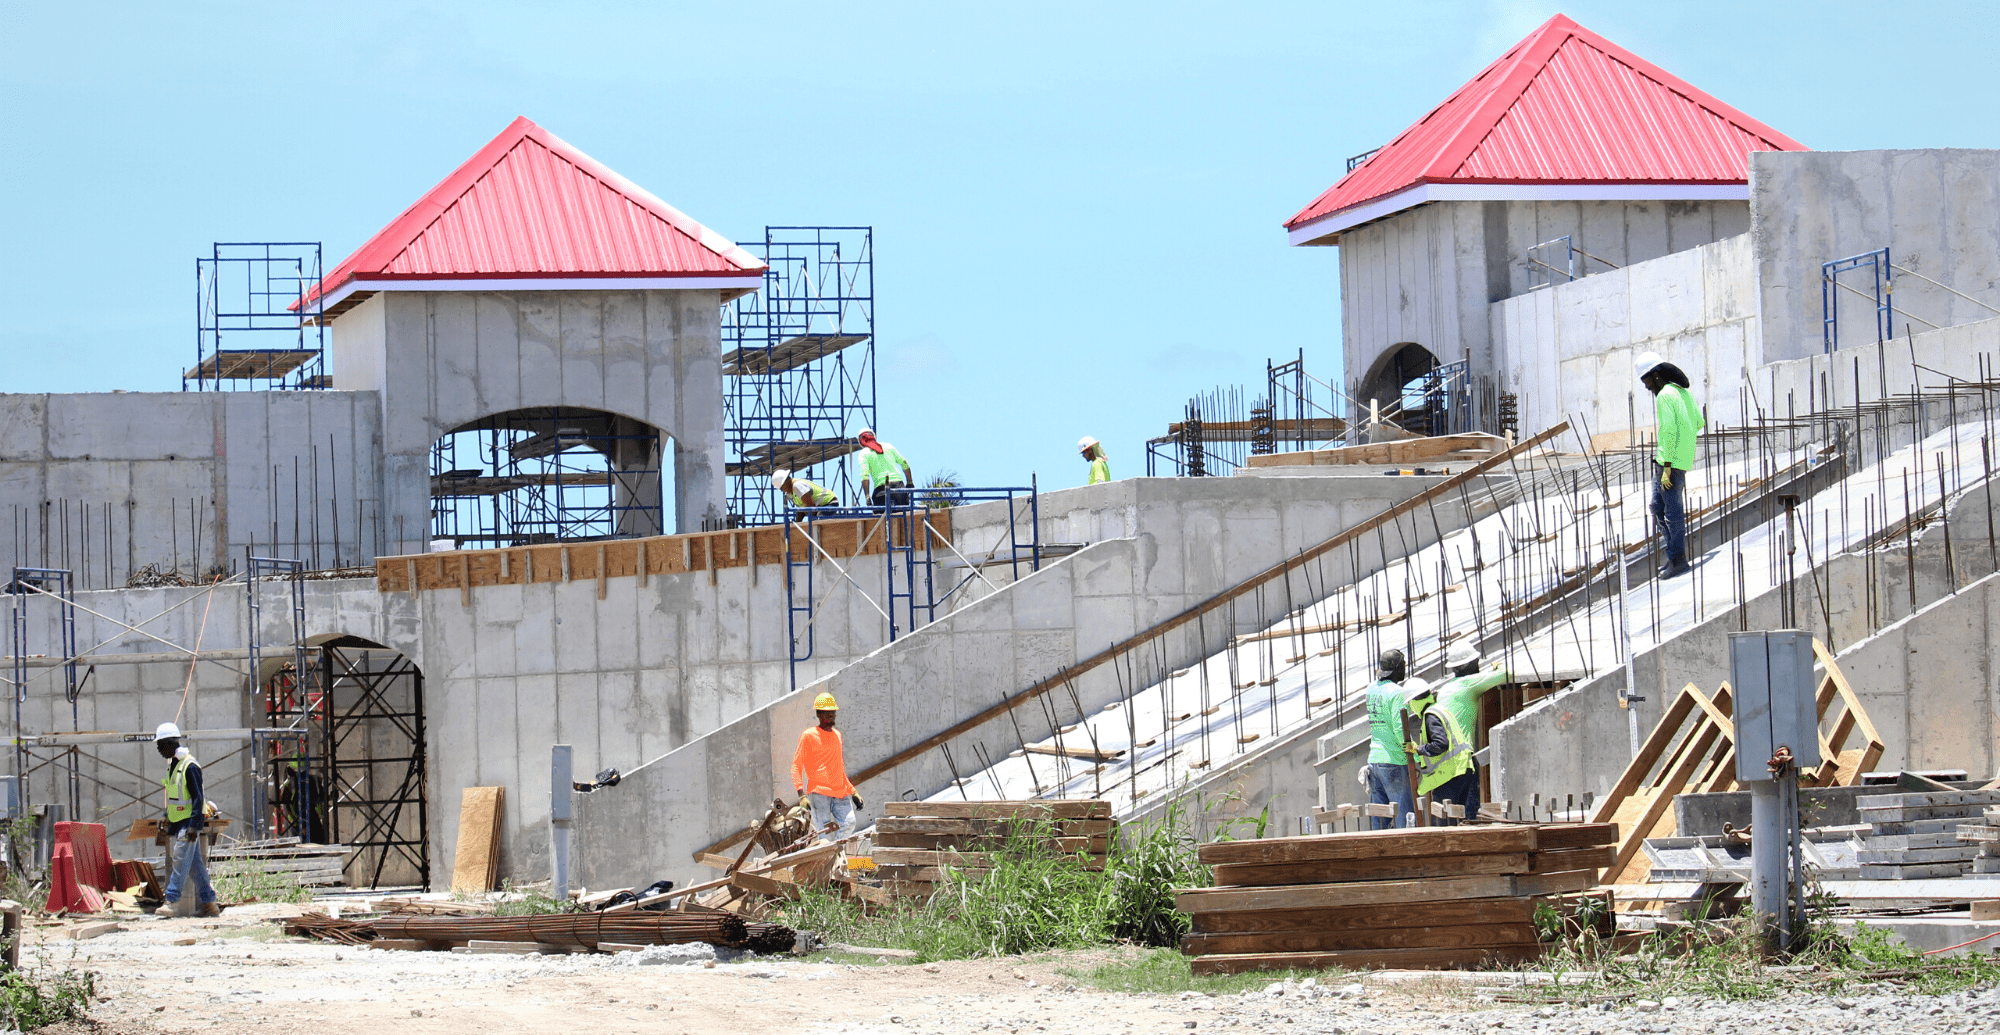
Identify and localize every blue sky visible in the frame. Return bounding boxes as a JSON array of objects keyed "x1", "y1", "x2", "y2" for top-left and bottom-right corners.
[{"x1": 3, "y1": 1, "x2": 1996, "y2": 492}]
